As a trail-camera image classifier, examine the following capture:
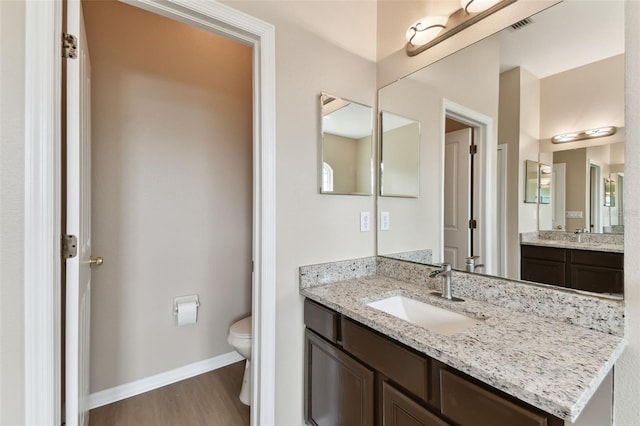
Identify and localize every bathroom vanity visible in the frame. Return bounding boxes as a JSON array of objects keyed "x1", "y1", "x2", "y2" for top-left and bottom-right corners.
[
  {"x1": 520, "y1": 233, "x2": 624, "y2": 294},
  {"x1": 300, "y1": 257, "x2": 625, "y2": 426}
]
